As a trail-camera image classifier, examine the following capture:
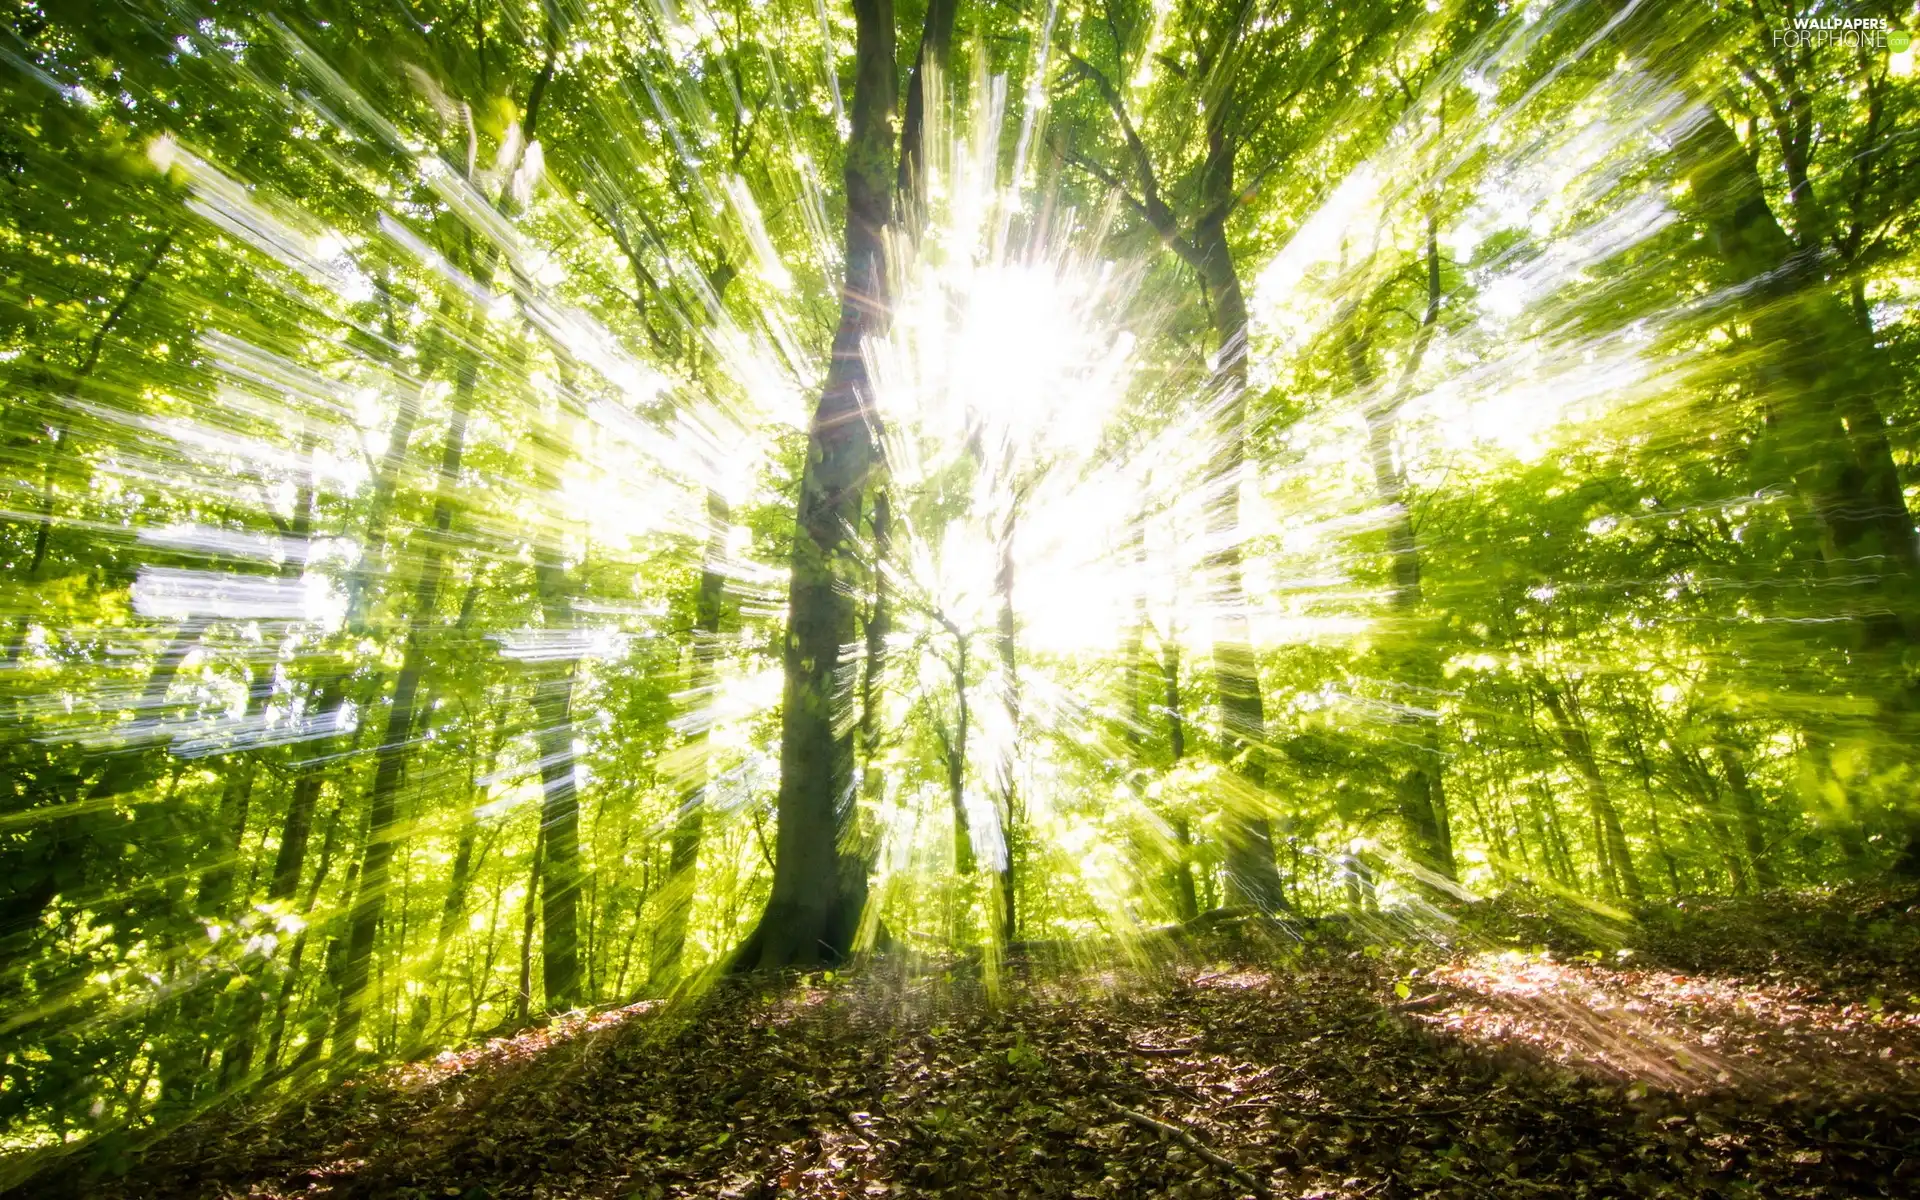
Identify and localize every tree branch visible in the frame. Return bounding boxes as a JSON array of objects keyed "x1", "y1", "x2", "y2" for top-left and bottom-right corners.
[{"x1": 1097, "y1": 1097, "x2": 1272, "y2": 1198}]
